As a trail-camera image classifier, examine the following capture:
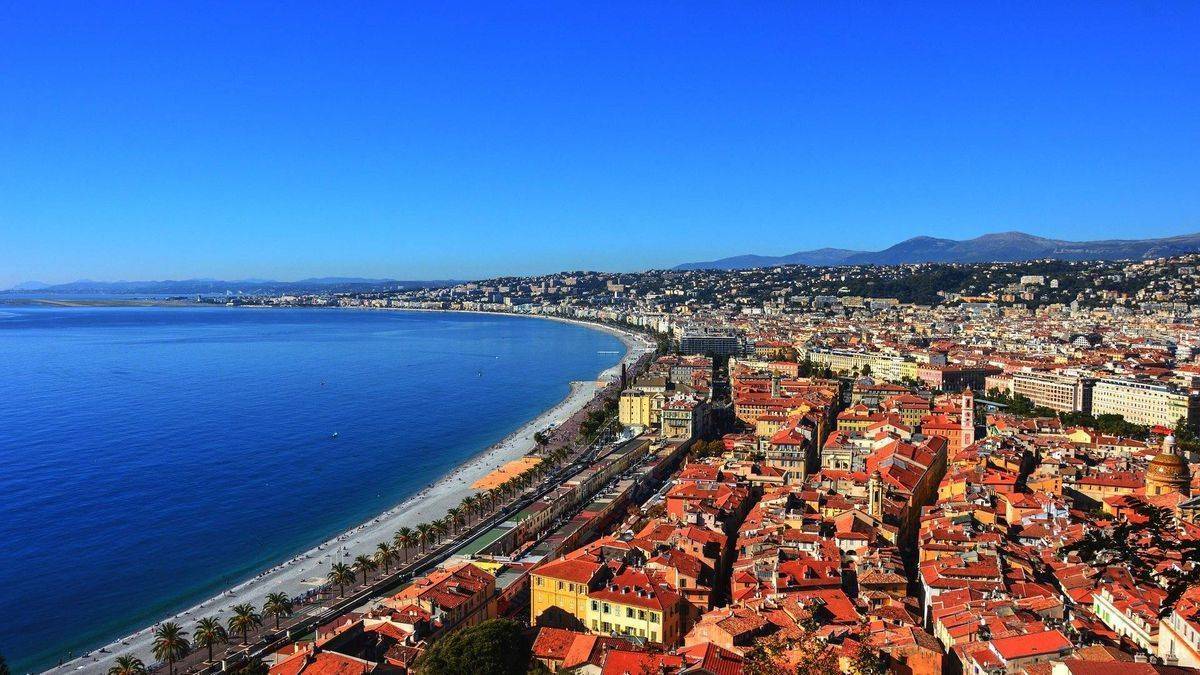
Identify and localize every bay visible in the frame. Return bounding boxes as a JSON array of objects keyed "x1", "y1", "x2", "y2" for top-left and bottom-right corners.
[{"x1": 0, "y1": 306, "x2": 622, "y2": 672}]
